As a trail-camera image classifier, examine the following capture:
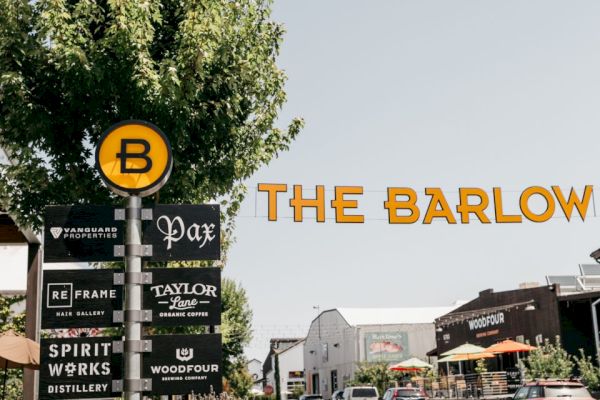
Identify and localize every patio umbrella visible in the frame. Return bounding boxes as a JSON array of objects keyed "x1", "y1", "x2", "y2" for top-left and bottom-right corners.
[
  {"x1": 389, "y1": 357, "x2": 433, "y2": 371},
  {"x1": 0, "y1": 330, "x2": 40, "y2": 400},
  {"x1": 450, "y1": 352, "x2": 495, "y2": 361},
  {"x1": 485, "y1": 339, "x2": 537, "y2": 366},
  {"x1": 440, "y1": 343, "x2": 488, "y2": 374},
  {"x1": 485, "y1": 340, "x2": 536, "y2": 354}
]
